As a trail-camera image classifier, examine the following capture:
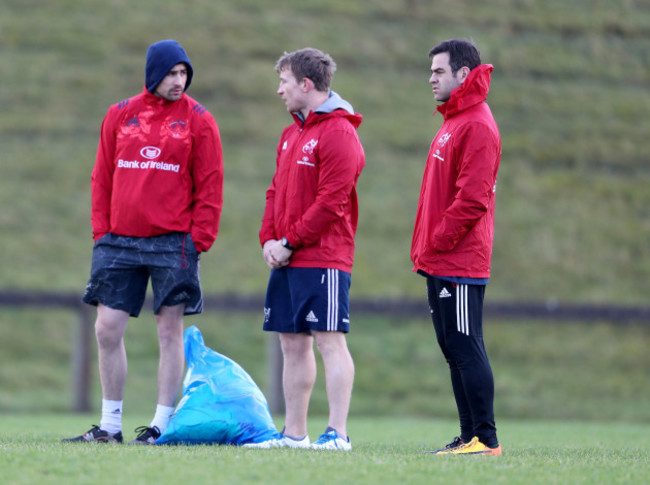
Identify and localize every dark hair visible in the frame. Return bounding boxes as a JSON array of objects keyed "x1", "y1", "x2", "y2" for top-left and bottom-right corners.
[
  {"x1": 429, "y1": 39, "x2": 481, "y2": 74},
  {"x1": 275, "y1": 47, "x2": 337, "y2": 92}
]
